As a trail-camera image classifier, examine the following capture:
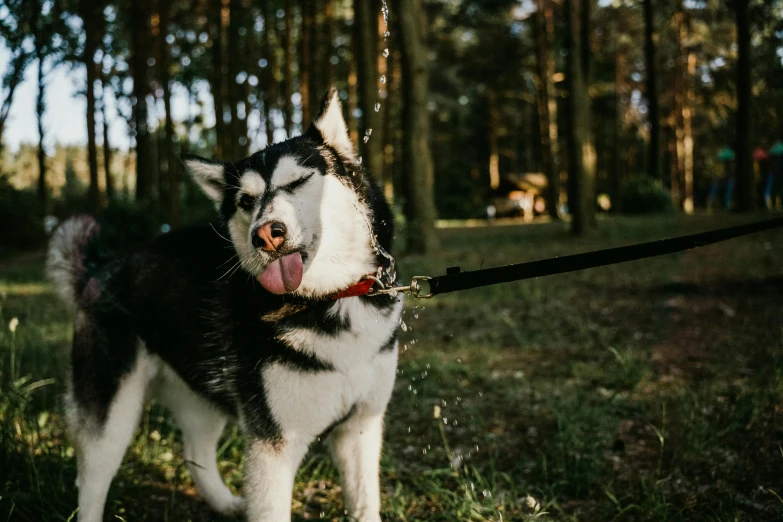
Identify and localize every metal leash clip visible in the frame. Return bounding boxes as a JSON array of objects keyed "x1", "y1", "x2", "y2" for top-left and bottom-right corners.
[{"x1": 365, "y1": 275, "x2": 433, "y2": 299}]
